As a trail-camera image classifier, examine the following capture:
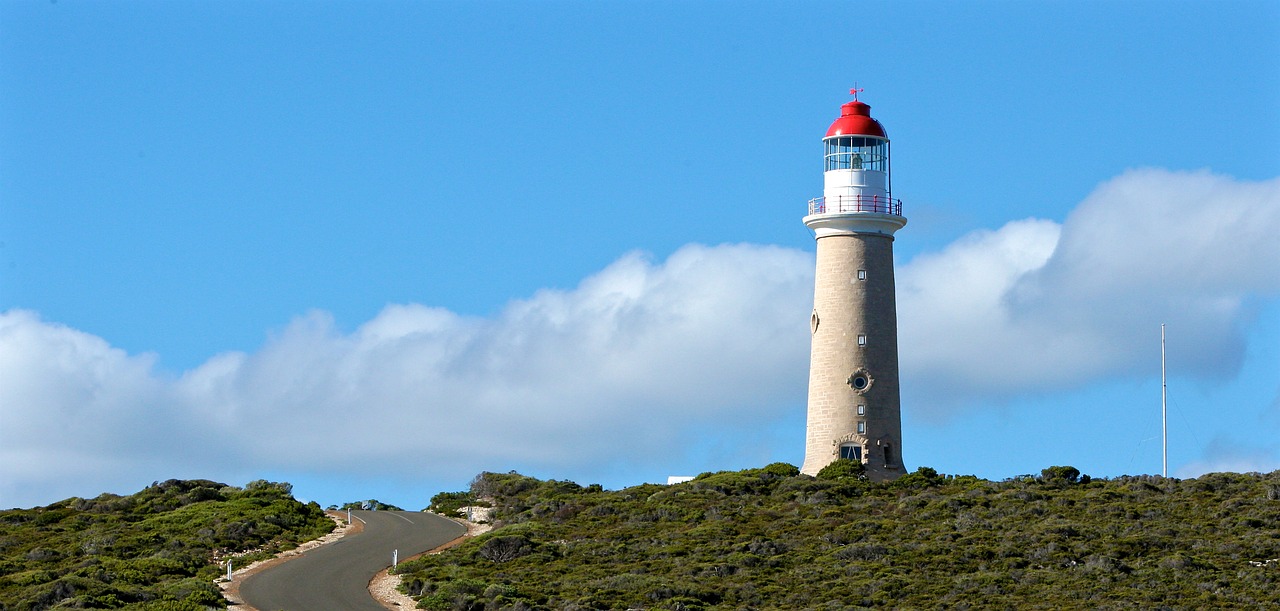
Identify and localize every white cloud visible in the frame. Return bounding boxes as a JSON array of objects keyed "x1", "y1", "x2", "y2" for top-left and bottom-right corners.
[
  {"x1": 3, "y1": 169, "x2": 1277, "y2": 508},
  {"x1": 0, "y1": 311, "x2": 206, "y2": 506},
  {"x1": 1, "y1": 244, "x2": 814, "y2": 508},
  {"x1": 897, "y1": 218, "x2": 1063, "y2": 403},
  {"x1": 900, "y1": 168, "x2": 1280, "y2": 412}
]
